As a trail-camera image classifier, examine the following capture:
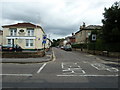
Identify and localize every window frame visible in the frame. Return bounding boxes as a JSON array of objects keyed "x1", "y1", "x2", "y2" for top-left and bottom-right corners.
[
  {"x1": 10, "y1": 28, "x2": 17, "y2": 36},
  {"x1": 27, "y1": 28, "x2": 34, "y2": 36},
  {"x1": 26, "y1": 39, "x2": 34, "y2": 47}
]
